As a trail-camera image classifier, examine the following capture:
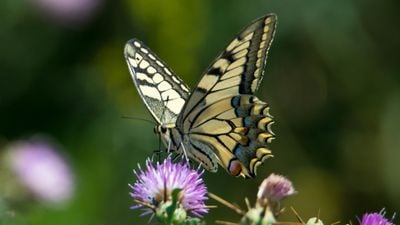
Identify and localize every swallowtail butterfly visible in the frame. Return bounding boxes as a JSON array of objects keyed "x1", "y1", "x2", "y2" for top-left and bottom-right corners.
[{"x1": 125, "y1": 14, "x2": 277, "y2": 178}]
